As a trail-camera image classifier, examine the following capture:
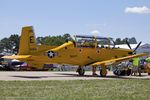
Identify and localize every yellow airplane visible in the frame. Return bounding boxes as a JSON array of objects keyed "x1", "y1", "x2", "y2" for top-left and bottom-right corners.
[{"x1": 3, "y1": 26, "x2": 148, "y2": 76}]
